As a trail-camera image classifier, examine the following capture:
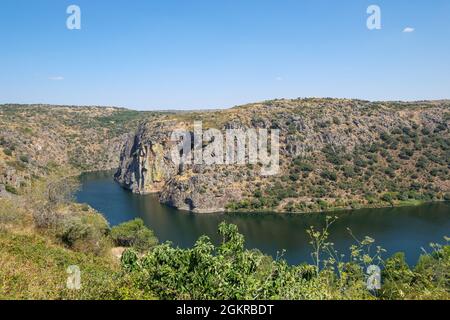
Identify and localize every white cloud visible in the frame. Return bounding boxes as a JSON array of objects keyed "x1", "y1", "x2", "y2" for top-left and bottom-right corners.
[
  {"x1": 48, "y1": 76, "x2": 64, "y2": 81},
  {"x1": 275, "y1": 76, "x2": 283, "y2": 81},
  {"x1": 403, "y1": 27, "x2": 415, "y2": 33}
]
